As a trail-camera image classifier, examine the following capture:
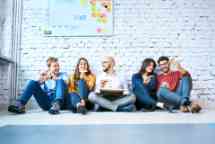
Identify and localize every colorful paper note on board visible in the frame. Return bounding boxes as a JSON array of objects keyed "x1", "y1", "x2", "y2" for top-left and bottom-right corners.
[{"x1": 47, "y1": 0, "x2": 113, "y2": 36}]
